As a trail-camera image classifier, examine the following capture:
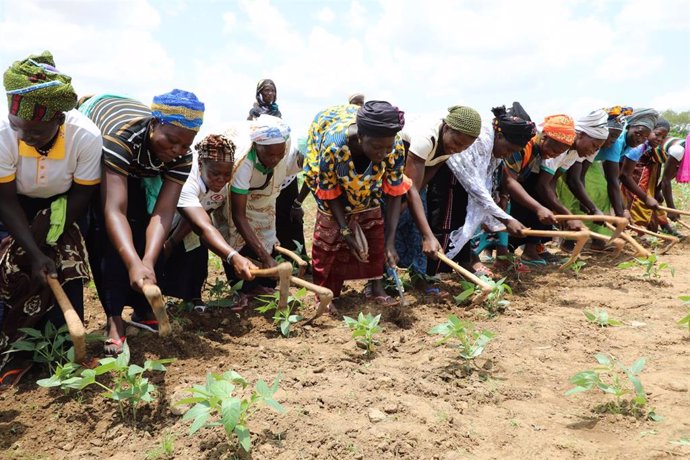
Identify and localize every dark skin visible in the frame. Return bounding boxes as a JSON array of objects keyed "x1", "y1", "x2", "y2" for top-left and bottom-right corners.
[
  {"x1": 660, "y1": 156, "x2": 682, "y2": 219},
  {"x1": 323, "y1": 125, "x2": 413, "y2": 298},
  {"x1": 230, "y1": 142, "x2": 298, "y2": 269},
  {"x1": 0, "y1": 114, "x2": 96, "y2": 284},
  {"x1": 259, "y1": 84, "x2": 276, "y2": 105},
  {"x1": 537, "y1": 133, "x2": 606, "y2": 229},
  {"x1": 163, "y1": 160, "x2": 256, "y2": 280},
  {"x1": 620, "y1": 127, "x2": 669, "y2": 210},
  {"x1": 602, "y1": 125, "x2": 650, "y2": 217},
  {"x1": 102, "y1": 121, "x2": 197, "y2": 341}
]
